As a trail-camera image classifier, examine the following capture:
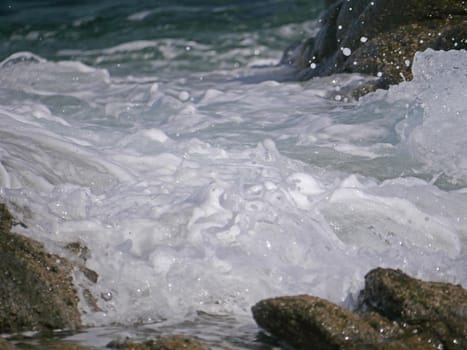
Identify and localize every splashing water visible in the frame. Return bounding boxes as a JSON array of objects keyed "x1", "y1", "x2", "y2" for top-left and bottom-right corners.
[{"x1": 0, "y1": 1, "x2": 466, "y2": 346}]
